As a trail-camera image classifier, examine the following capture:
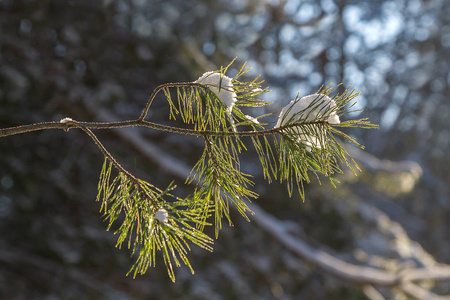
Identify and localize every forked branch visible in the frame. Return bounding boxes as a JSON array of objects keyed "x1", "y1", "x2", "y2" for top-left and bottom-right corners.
[{"x1": 0, "y1": 64, "x2": 379, "y2": 281}]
